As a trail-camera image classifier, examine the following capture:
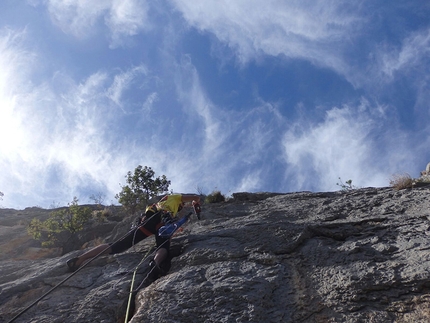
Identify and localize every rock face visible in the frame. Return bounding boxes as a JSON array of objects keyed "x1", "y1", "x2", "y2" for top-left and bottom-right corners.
[{"x1": 2, "y1": 187, "x2": 430, "y2": 322}]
